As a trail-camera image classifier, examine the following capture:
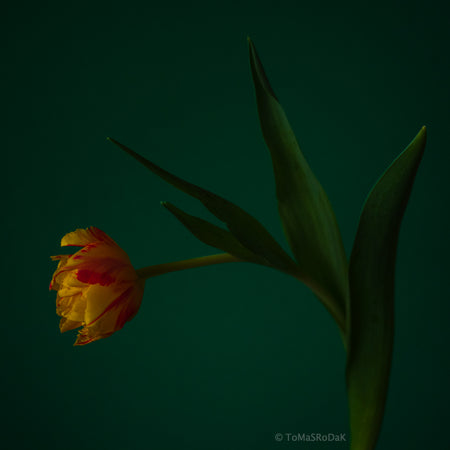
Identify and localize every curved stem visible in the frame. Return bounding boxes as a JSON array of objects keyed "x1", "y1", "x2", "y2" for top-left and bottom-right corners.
[
  {"x1": 136, "y1": 252, "x2": 348, "y2": 350},
  {"x1": 136, "y1": 253, "x2": 242, "y2": 280}
]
